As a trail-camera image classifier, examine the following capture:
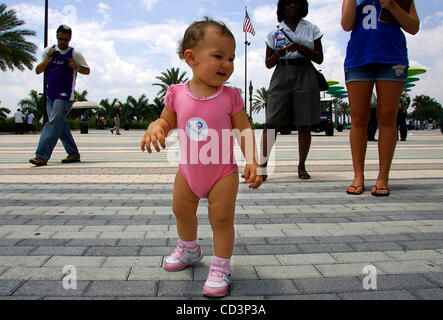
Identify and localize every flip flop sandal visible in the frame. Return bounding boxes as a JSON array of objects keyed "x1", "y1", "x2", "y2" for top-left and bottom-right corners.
[
  {"x1": 298, "y1": 170, "x2": 311, "y2": 180},
  {"x1": 371, "y1": 186, "x2": 390, "y2": 197},
  {"x1": 346, "y1": 185, "x2": 364, "y2": 195},
  {"x1": 258, "y1": 166, "x2": 268, "y2": 182}
]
